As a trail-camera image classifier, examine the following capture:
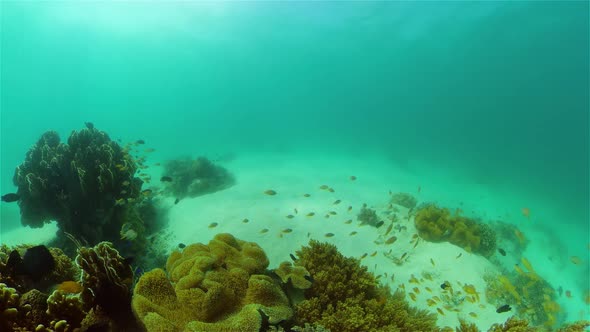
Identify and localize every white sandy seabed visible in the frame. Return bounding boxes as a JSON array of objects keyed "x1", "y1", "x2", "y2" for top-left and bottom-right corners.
[{"x1": 1, "y1": 151, "x2": 588, "y2": 329}]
